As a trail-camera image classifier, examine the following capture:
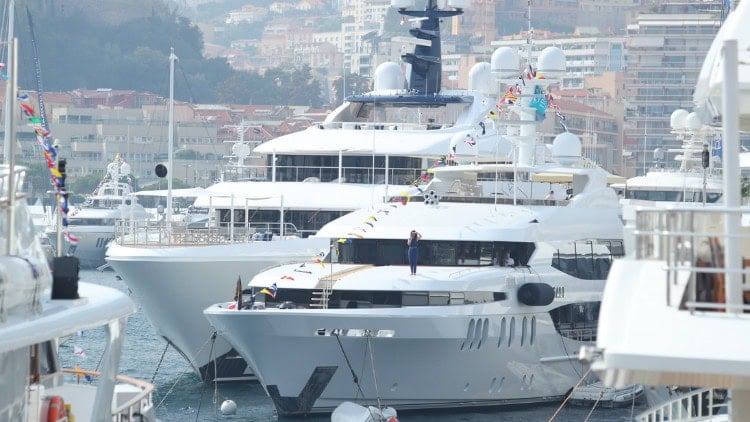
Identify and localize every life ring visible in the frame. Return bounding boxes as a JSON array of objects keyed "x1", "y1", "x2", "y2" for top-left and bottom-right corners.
[{"x1": 47, "y1": 395, "x2": 65, "y2": 422}]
